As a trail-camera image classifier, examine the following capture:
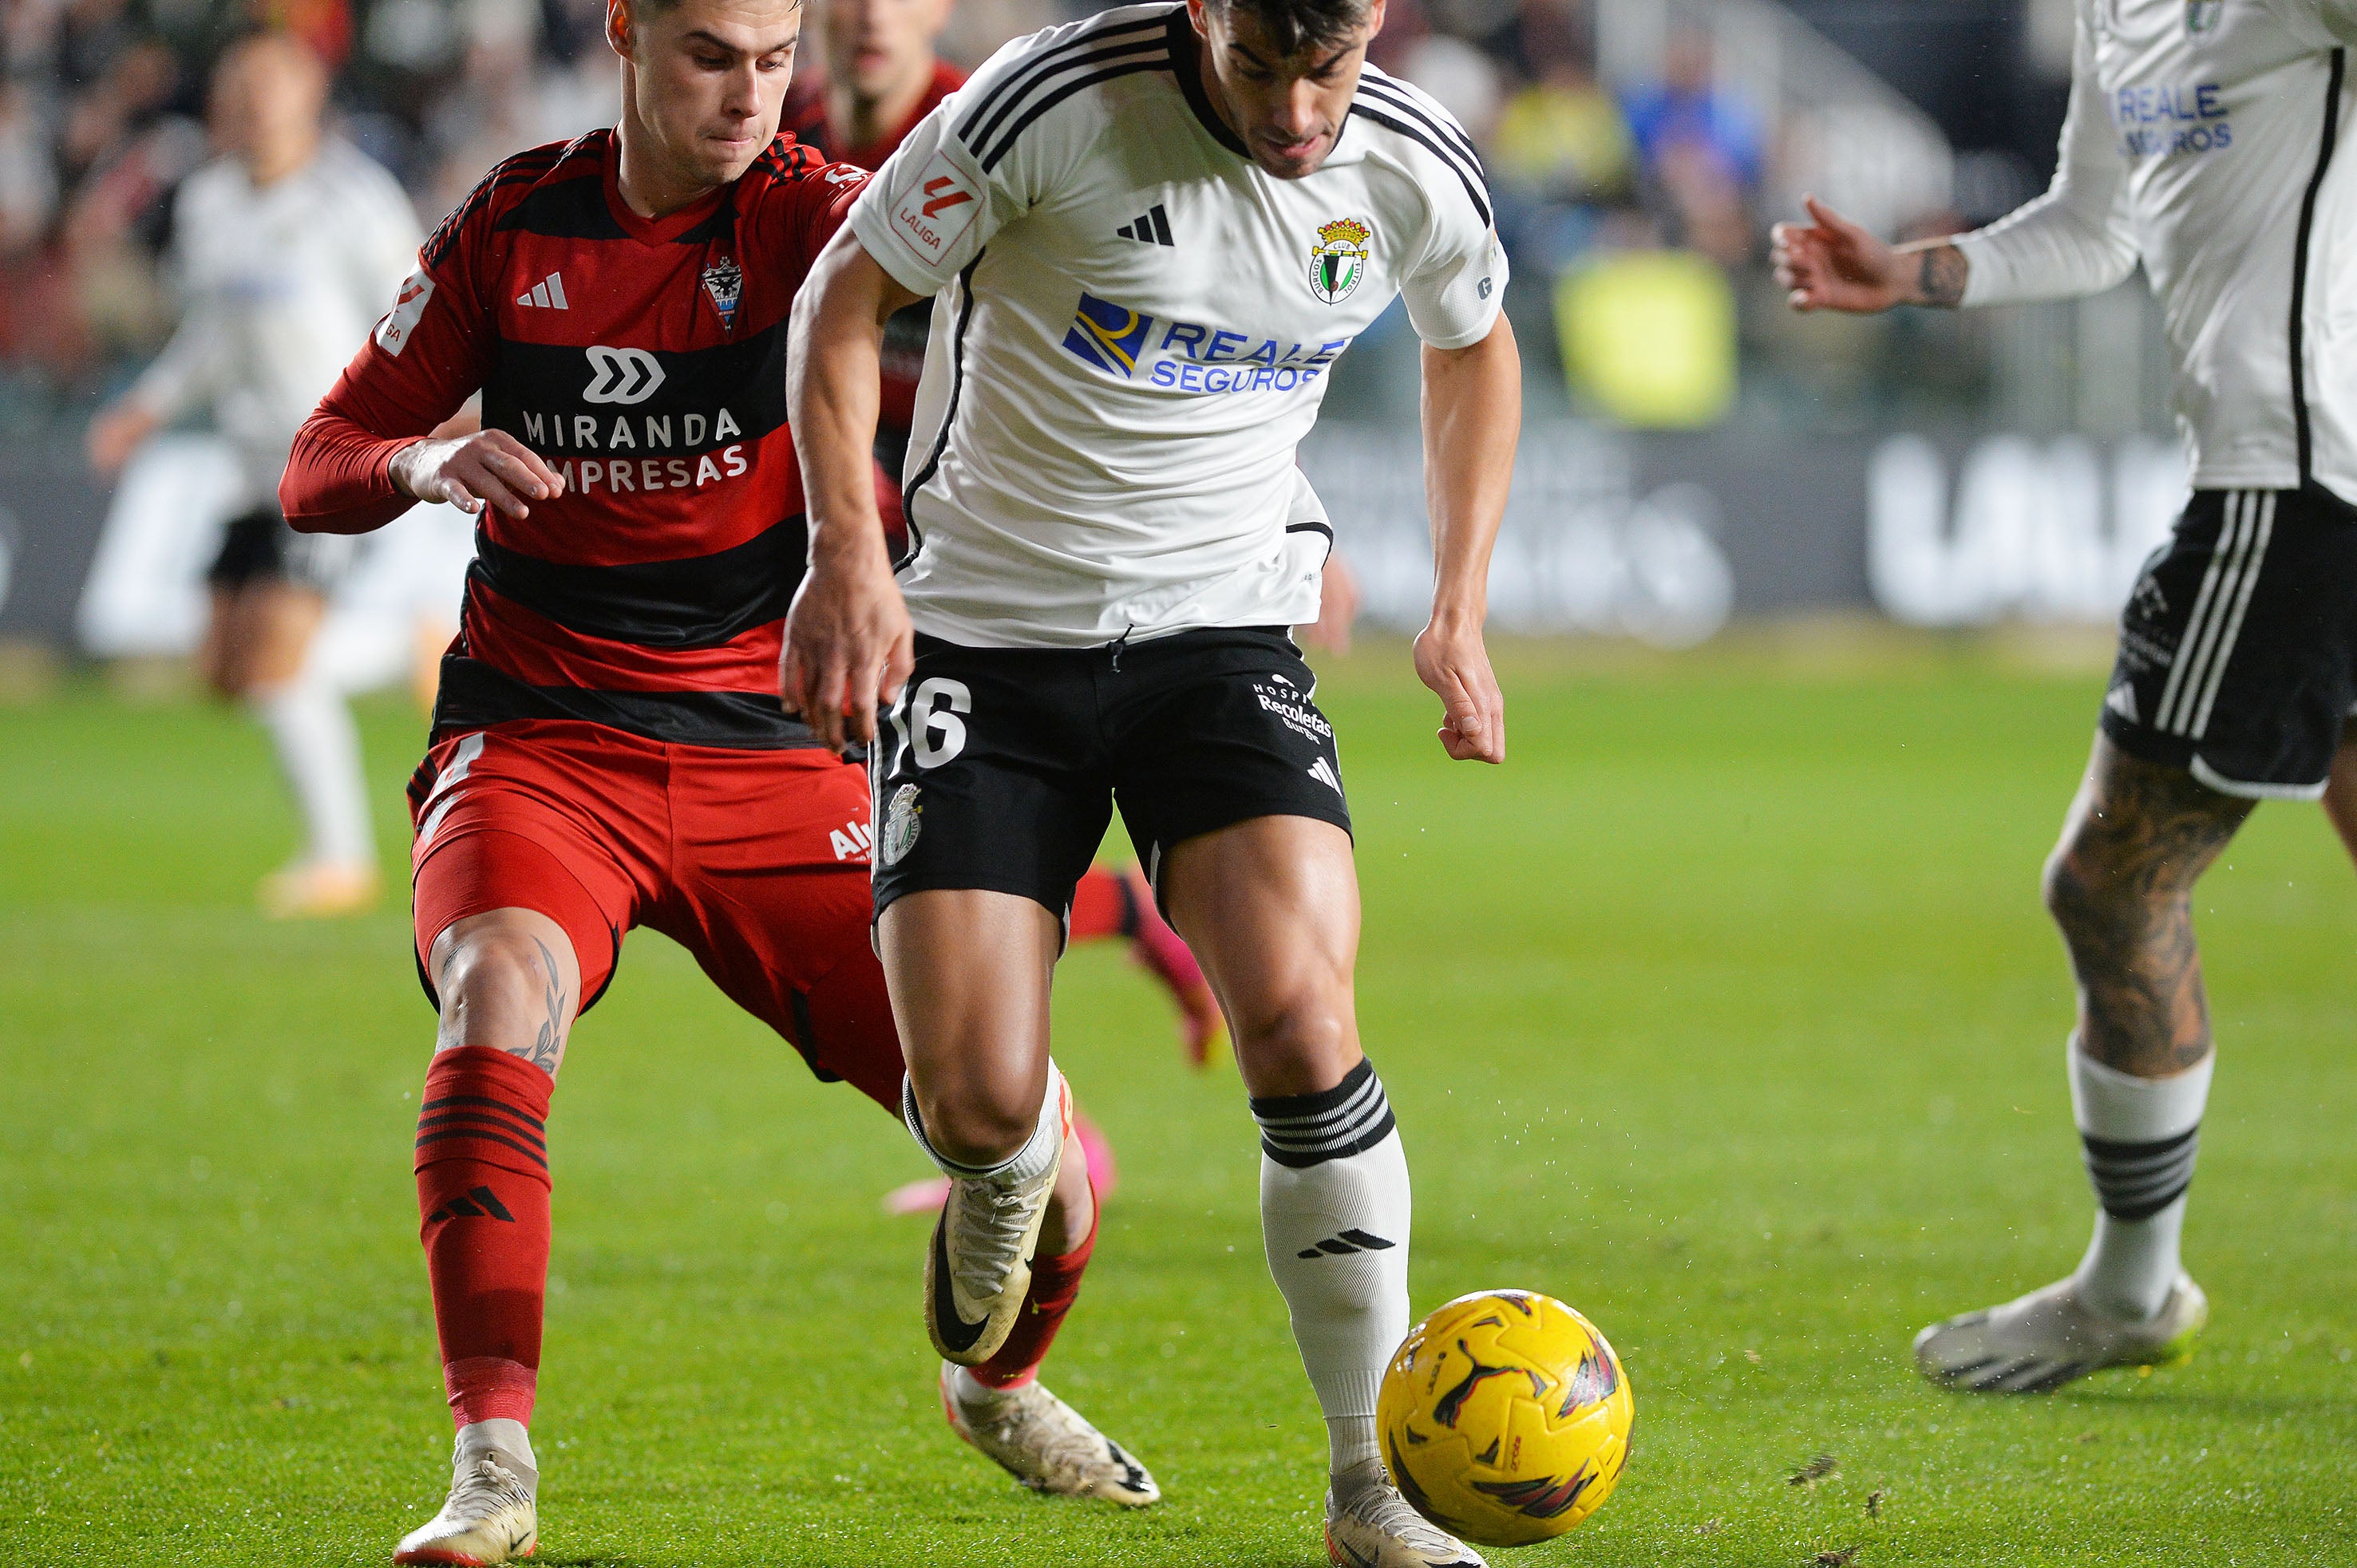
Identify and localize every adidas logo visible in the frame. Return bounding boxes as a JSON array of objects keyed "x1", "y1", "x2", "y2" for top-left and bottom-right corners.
[
  {"x1": 1307, "y1": 756, "x2": 1343, "y2": 796},
  {"x1": 2105, "y1": 683, "x2": 2139, "y2": 723},
  {"x1": 516, "y1": 272, "x2": 569, "y2": 310},
  {"x1": 425, "y1": 1185, "x2": 516, "y2": 1224},
  {"x1": 1114, "y1": 203, "x2": 1174, "y2": 247},
  {"x1": 1298, "y1": 1228, "x2": 1394, "y2": 1259}
]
